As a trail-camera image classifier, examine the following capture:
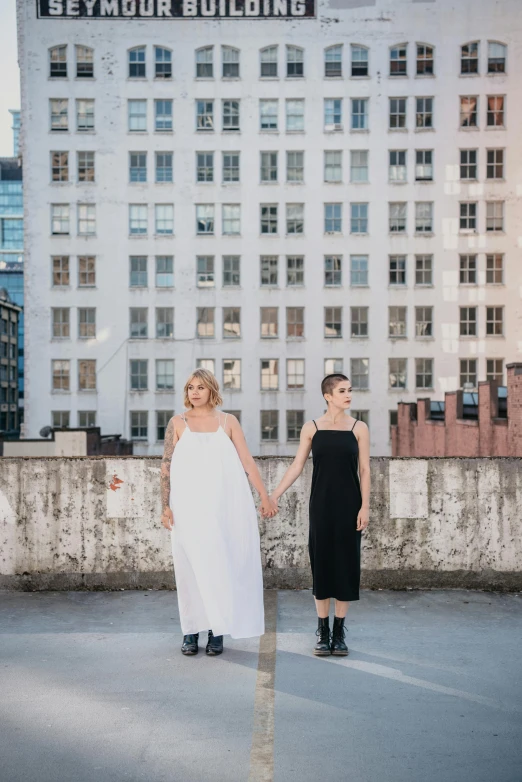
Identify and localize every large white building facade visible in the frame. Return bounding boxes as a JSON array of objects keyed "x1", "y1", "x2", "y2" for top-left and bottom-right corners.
[{"x1": 16, "y1": 0, "x2": 522, "y2": 455}]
